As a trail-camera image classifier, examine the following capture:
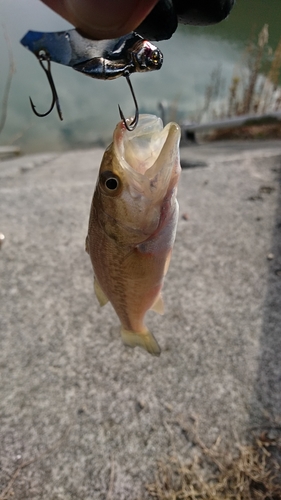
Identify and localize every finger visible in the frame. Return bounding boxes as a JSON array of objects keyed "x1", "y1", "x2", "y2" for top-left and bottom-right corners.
[{"x1": 41, "y1": 0, "x2": 159, "y2": 39}]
